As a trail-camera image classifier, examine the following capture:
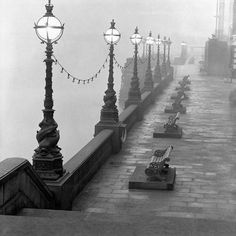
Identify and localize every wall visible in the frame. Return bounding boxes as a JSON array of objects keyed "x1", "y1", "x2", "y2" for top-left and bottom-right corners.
[{"x1": 0, "y1": 68, "x2": 173, "y2": 213}]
